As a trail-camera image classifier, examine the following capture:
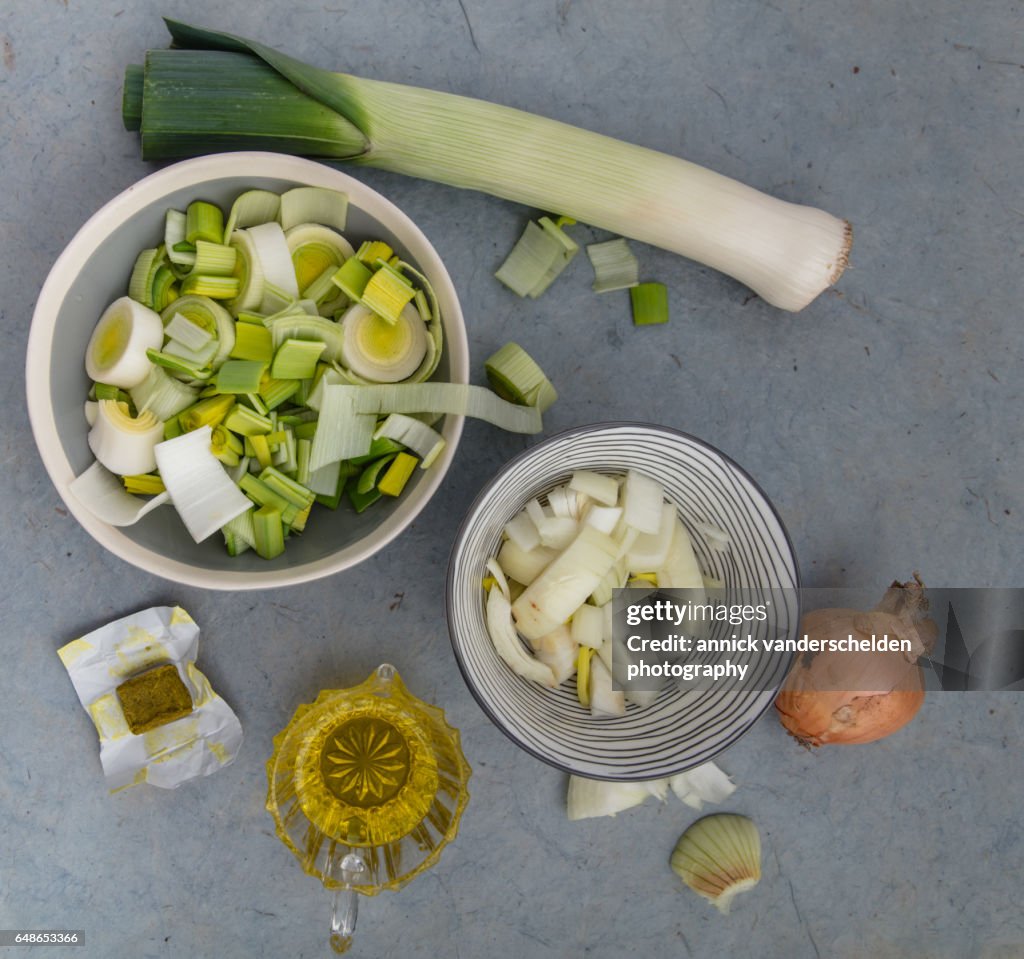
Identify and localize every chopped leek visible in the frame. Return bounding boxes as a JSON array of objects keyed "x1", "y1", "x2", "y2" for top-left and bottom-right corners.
[
  {"x1": 484, "y1": 343, "x2": 557, "y2": 413},
  {"x1": 270, "y1": 338, "x2": 326, "y2": 380},
  {"x1": 85, "y1": 297, "x2": 164, "y2": 389},
  {"x1": 245, "y1": 221, "x2": 299, "y2": 310},
  {"x1": 252, "y1": 505, "x2": 286, "y2": 559},
  {"x1": 360, "y1": 264, "x2": 416, "y2": 325},
  {"x1": 126, "y1": 20, "x2": 851, "y2": 311},
  {"x1": 88, "y1": 400, "x2": 165, "y2": 476},
  {"x1": 629, "y1": 282, "x2": 669, "y2": 326},
  {"x1": 373, "y1": 414, "x2": 445, "y2": 468},
  {"x1": 229, "y1": 321, "x2": 274, "y2": 362},
  {"x1": 285, "y1": 223, "x2": 353, "y2": 314},
  {"x1": 586, "y1": 238, "x2": 640, "y2": 293},
  {"x1": 186, "y1": 200, "x2": 224, "y2": 245},
  {"x1": 280, "y1": 187, "x2": 348, "y2": 232},
  {"x1": 377, "y1": 452, "x2": 418, "y2": 497},
  {"x1": 214, "y1": 360, "x2": 267, "y2": 394},
  {"x1": 339, "y1": 303, "x2": 429, "y2": 384},
  {"x1": 129, "y1": 365, "x2": 198, "y2": 421},
  {"x1": 153, "y1": 426, "x2": 252, "y2": 542},
  {"x1": 495, "y1": 216, "x2": 578, "y2": 298},
  {"x1": 69, "y1": 461, "x2": 170, "y2": 527}
]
